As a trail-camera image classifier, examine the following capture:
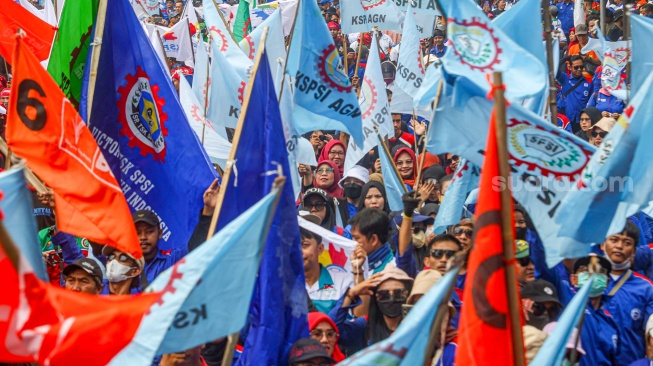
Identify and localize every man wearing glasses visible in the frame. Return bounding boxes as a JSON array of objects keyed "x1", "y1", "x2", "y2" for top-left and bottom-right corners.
[{"x1": 557, "y1": 54, "x2": 592, "y2": 133}]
